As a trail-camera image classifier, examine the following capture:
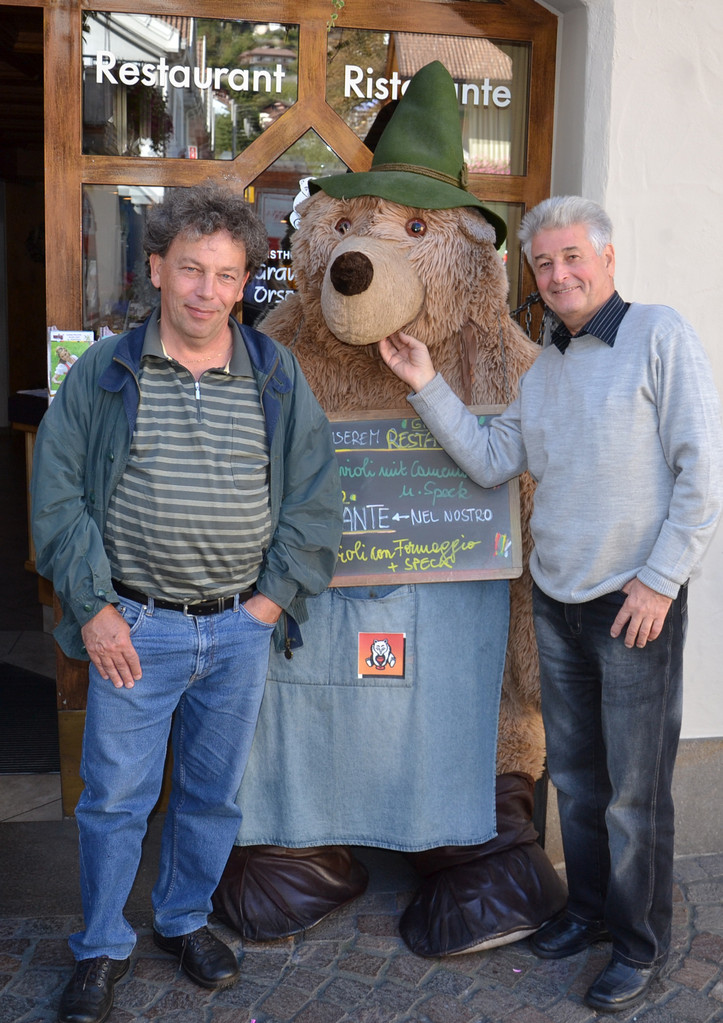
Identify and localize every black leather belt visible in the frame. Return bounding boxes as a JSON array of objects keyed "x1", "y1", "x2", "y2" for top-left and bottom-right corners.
[{"x1": 112, "y1": 580, "x2": 255, "y2": 616}]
